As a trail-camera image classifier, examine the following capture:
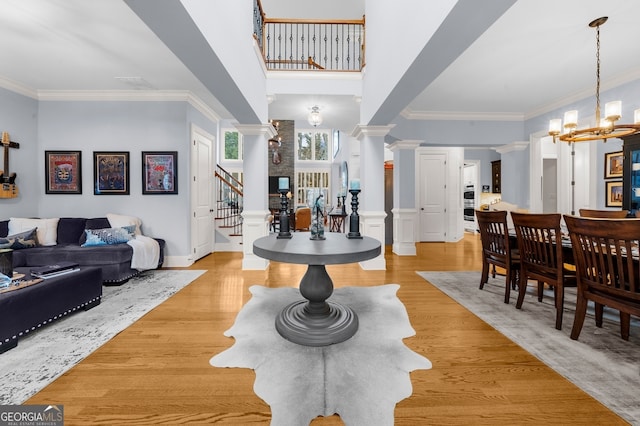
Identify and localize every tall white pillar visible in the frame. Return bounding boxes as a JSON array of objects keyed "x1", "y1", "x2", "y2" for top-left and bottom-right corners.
[
  {"x1": 235, "y1": 123, "x2": 277, "y2": 270},
  {"x1": 351, "y1": 125, "x2": 394, "y2": 270},
  {"x1": 387, "y1": 140, "x2": 421, "y2": 256}
]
